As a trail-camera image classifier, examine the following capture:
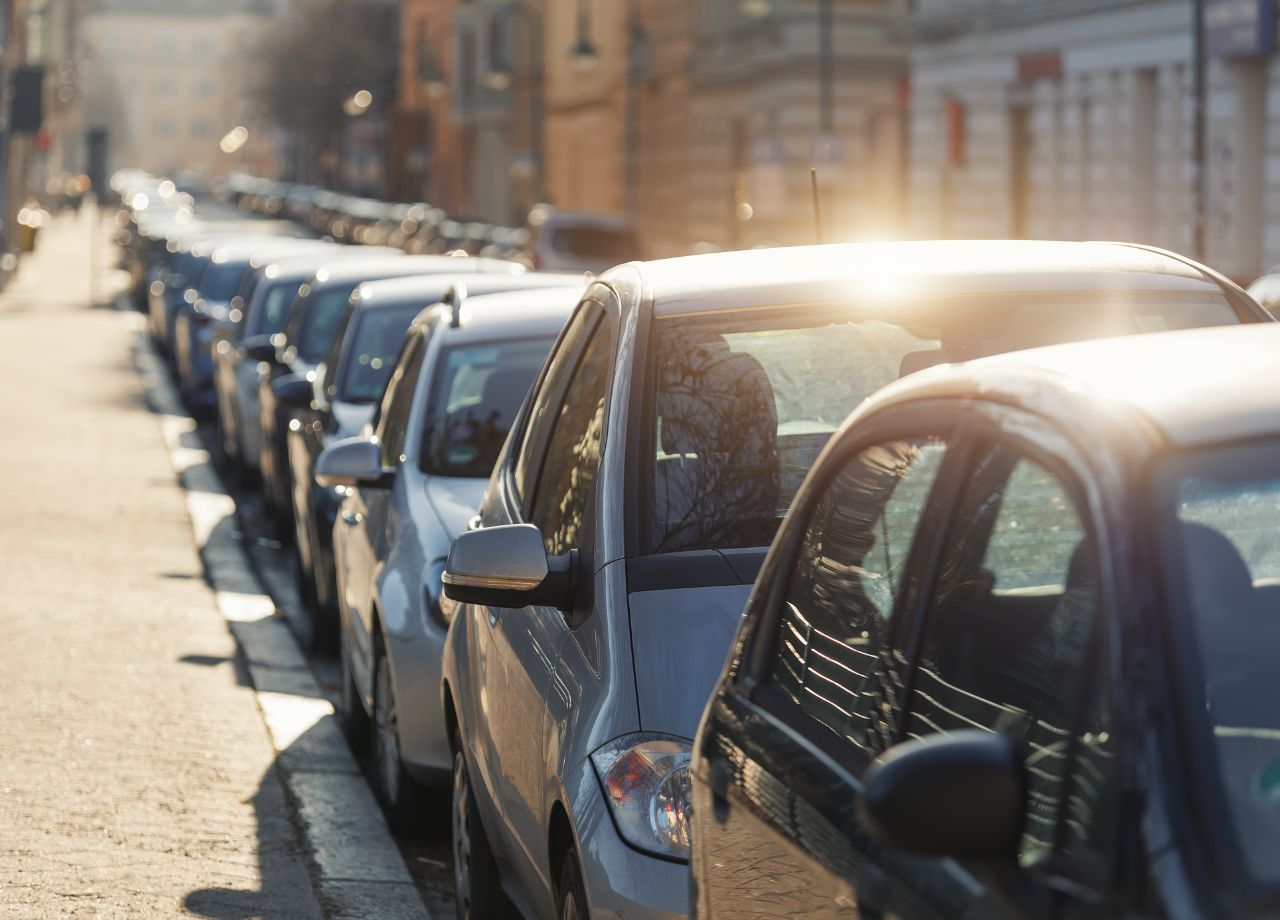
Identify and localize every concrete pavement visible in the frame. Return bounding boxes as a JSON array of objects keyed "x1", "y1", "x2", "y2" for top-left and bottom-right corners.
[{"x1": 0, "y1": 209, "x2": 429, "y2": 918}]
